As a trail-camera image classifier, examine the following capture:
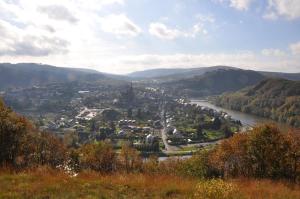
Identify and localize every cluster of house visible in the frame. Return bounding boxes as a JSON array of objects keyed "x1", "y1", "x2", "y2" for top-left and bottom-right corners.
[
  {"x1": 164, "y1": 115, "x2": 186, "y2": 145},
  {"x1": 118, "y1": 119, "x2": 151, "y2": 136},
  {"x1": 75, "y1": 107, "x2": 101, "y2": 121},
  {"x1": 176, "y1": 98, "x2": 236, "y2": 122},
  {"x1": 118, "y1": 119, "x2": 160, "y2": 151}
]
